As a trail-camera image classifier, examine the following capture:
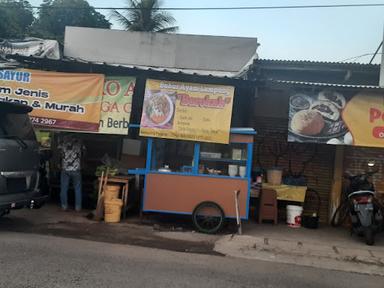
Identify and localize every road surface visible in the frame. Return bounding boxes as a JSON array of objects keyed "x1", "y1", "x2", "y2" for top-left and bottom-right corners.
[{"x1": 0, "y1": 231, "x2": 382, "y2": 288}]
